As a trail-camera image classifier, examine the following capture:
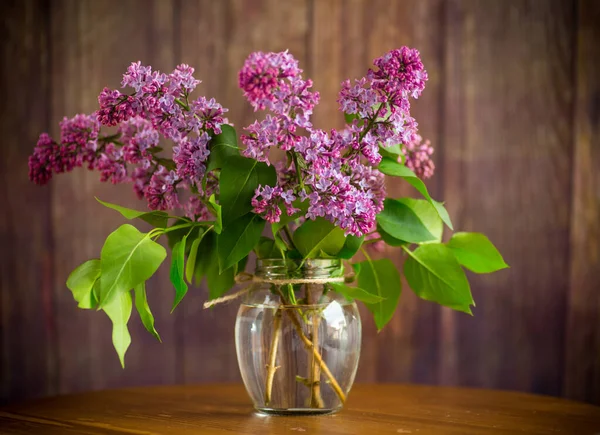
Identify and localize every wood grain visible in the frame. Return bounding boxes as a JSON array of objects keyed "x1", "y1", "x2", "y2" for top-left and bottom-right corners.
[
  {"x1": 0, "y1": 0, "x2": 57, "y2": 401},
  {"x1": 564, "y1": 0, "x2": 600, "y2": 404},
  {"x1": 2, "y1": 0, "x2": 600, "y2": 407},
  {"x1": 2, "y1": 384, "x2": 600, "y2": 434},
  {"x1": 442, "y1": 0, "x2": 576, "y2": 396}
]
